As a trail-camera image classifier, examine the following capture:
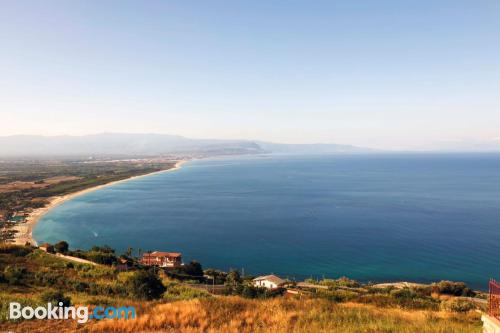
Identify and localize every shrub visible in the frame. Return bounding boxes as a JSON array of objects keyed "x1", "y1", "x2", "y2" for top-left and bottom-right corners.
[
  {"x1": 440, "y1": 299, "x2": 475, "y2": 313},
  {"x1": 40, "y1": 291, "x2": 71, "y2": 307},
  {"x1": 317, "y1": 289, "x2": 358, "y2": 302},
  {"x1": 433, "y1": 281, "x2": 475, "y2": 297},
  {"x1": 163, "y1": 282, "x2": 211, "y2": 301},
  {"x1": 85, "y1": 251, "x2": 117, "y2": 265},
  {"x1": 72, "y1": 281, "x2": 89, "y2": 292},
  {"x1": 126, "y1": 270, "x2": 166, "y2": 300},
  {"x1": 204, "y1": 268, "x2": 227, "y2": 284},
  {"x1": 77, "y1": 265, "x2": 115, "y2": 278},
  {"x1": 357, "y1": 293, "x2": 438, "y2": 310},
  {"x1": 390, "y1": 288, "x2": 417, "y2": 300},
  {"x1": 321, "y1": 277, "x2": 360, "y2": 288},
  {"x1": 34, "y1": 270, "x2": 63, "y2": 286},
  {"x1": 182, "y1": 261, "x2": 204, "y2": 278},
  {"x1": 3, "y1": 265, "x2": 26, "y2": 285},
  {"x1": 54, "y1": 241, "x2": 69, "y2": 254},
  {"x1": 0, "y1": 245, "x2": 33, "y2": 256},
  {"x1": 90, "y1": 245, "x2": 115, "y2": 254}
]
